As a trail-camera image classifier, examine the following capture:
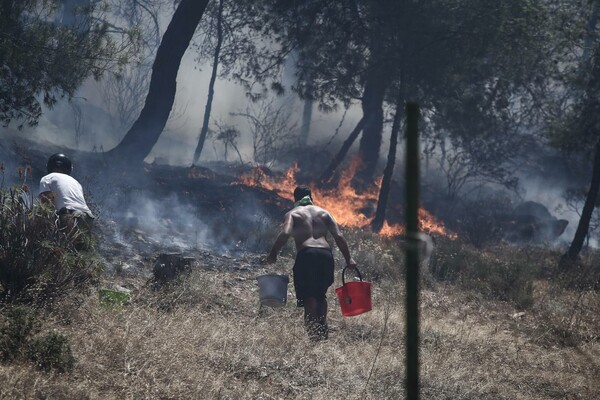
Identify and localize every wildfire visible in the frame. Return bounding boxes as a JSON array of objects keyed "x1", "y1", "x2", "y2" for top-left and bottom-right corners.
[
  {"x1": 234, "y1": 161, "x2": 456, "y2": 239},
  {"x1": 419, "y1": 208, "x2": 457, "y2": 239}
]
